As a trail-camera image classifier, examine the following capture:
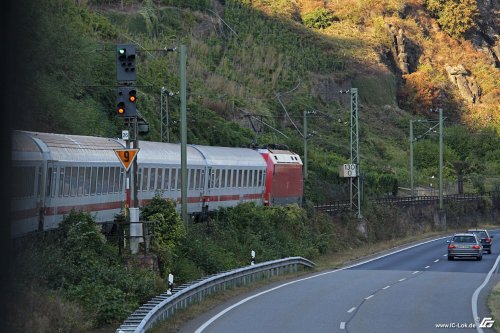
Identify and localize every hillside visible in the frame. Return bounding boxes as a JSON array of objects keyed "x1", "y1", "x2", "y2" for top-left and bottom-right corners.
[{"x1": 9, "y1": 0, "x2": 500, "y2": 199}]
